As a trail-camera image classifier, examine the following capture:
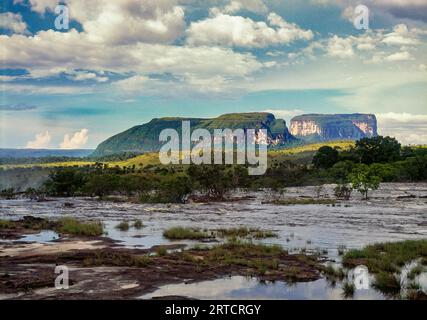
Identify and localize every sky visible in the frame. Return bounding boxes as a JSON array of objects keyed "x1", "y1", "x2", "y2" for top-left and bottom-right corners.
[{"x1": 1, "y1": 0, "x2": 427, "y2": 149}]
